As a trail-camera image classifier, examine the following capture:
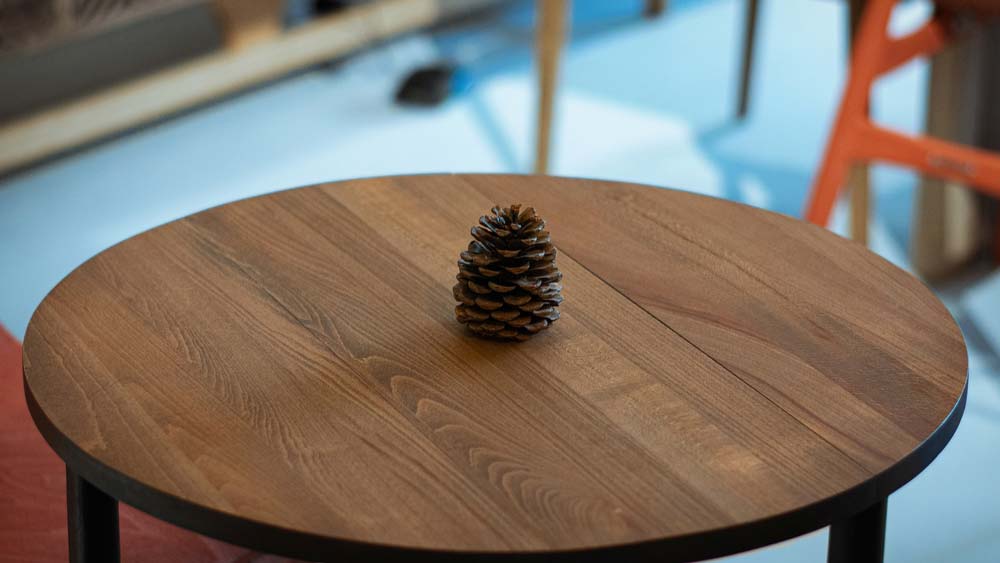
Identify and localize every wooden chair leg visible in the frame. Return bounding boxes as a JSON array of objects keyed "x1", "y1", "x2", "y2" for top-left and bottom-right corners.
[
  {"x1": 849, "y1": 165, "x2": 870, "y2": 245},
  {"x1": 848, "y1": 0, "x2": 870, "y2": 245},
  {"x1": 534, "y1": 0, "x2": 568, "y2": 175},
  {"x1": 737, "y1": 0, "x2": 759, "y2": 119},
  {"x1": 645, "y1": 0, "x2": 667, "y2": 18},
  {"x1": 213, "y1": 0, "x2": 283, "y2": 50},
  {"x1": 995, "y1": 209, "x2": 1000, "y2": 264}
]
